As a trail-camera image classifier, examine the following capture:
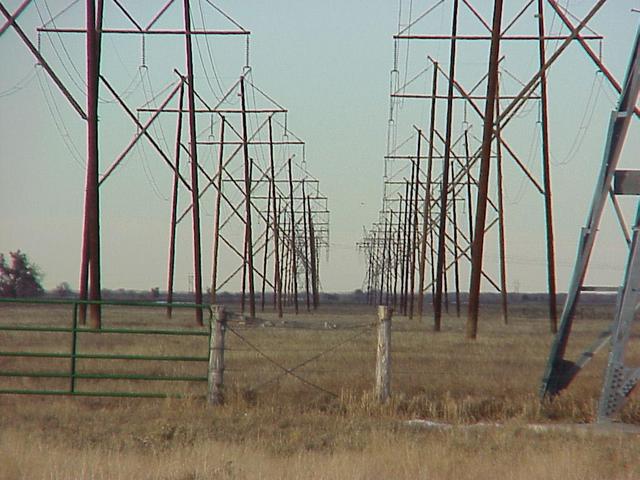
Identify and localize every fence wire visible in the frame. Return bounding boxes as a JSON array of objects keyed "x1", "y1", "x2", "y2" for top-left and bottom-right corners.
[{"x1": 226, "y1": 322, "x2": 375, "y2": 398}]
